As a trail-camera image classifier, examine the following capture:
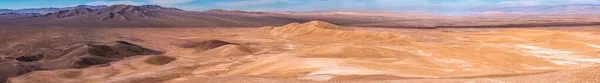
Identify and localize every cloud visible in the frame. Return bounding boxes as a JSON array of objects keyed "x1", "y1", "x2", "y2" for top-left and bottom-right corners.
[
  {"x1": 498, "y1": 0, "x2": 600, "y2": 7},
  {"x1": 557, "y1": 0, "x2": 600, "y2": 4},
  {"x1": 215, "y1": 0, "x2": 289, "y2": 7},
  {"x1": 234, "y1": 0, "x2": 485, "y2": 12},
  {"x1": 498, "y1": 1, "x2": 541, "y2": 6},
  {"x1": 148, "y1": 0, "x2": 194, "y2": 5},
  {"x1": 84, "y1": 1, "x2": 145, "y2": 6},
  {"x1": 84, "y1": 0, "x2": 195, "y2": 6}
]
